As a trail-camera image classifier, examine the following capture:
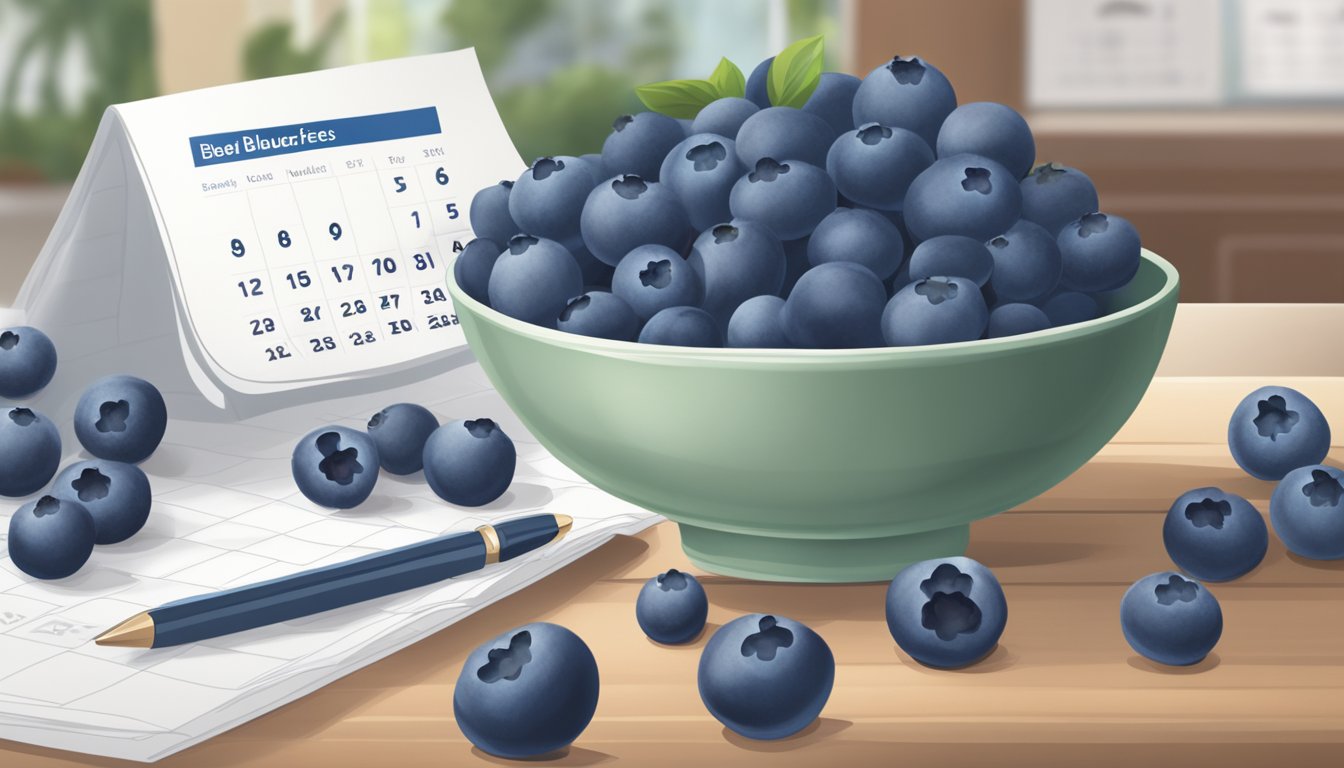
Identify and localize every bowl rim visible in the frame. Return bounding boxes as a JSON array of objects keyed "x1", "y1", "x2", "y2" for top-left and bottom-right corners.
[{"x1": 446, "y1": 248, "x2": 1180, "y2": 363}]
